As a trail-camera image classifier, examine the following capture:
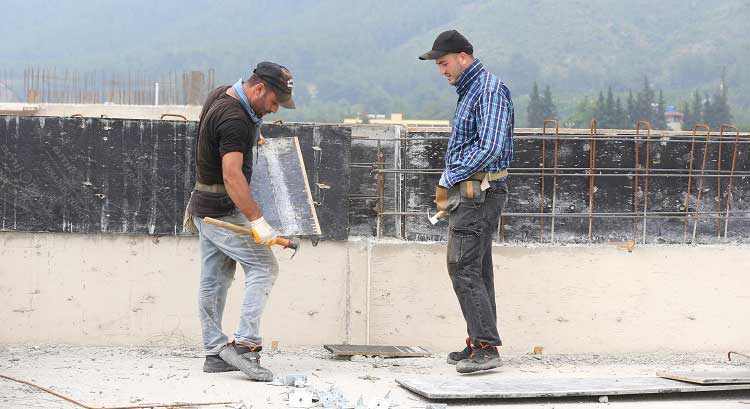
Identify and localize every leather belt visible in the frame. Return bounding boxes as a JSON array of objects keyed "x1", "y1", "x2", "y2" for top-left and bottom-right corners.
[{"x1": 468, "y1": 169, "x2": 508, "y2": 182}]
